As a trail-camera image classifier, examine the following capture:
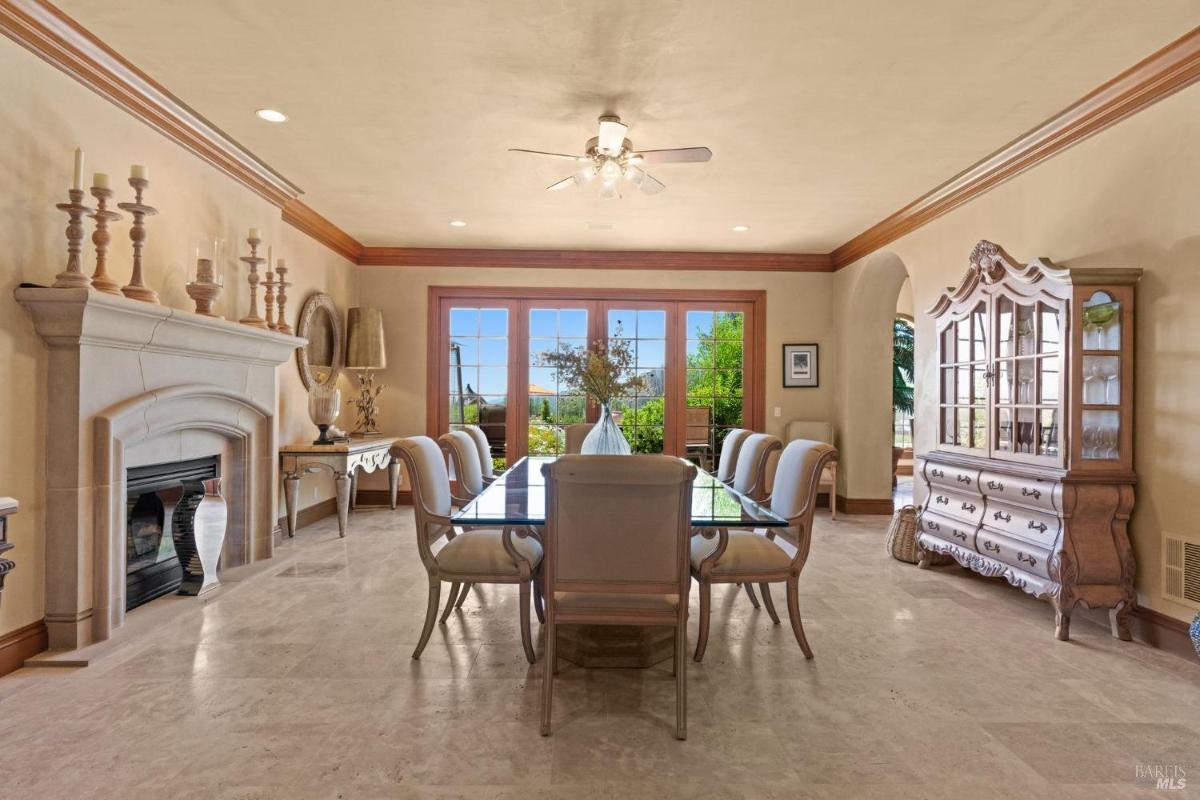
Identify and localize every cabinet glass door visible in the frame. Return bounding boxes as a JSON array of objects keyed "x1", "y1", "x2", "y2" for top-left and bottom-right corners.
[
  {"x1": 938, "y1": 302, "x2": 988, "y2": 451},
  {"x1": 992, "y1": 296, "x2": 1061, "y2": 460},
  {"x1": 1080, "y1": 290, "x2": 1122, "y2": 460}
]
